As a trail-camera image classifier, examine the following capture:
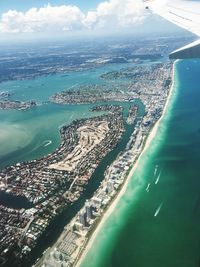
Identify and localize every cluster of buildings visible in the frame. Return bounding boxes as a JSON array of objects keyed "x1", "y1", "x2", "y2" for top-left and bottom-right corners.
[
  {"x1": 35, "y1": 62, "x2": 173, "y2": 267},
  {"x1": 0, "y1": 100, "x2": 37, "y2": 110},
  {"x1": 0, "y1": 35, "x2": 188, "y2": 84},
  {"x1": 0, "y1": 112, "x2": 124, "y2": 266},
  {"x1": 35, "y1": 113, "x2": 149, "y2": 267},
  {"x1": 50, "y1": 84, "x2": 128, "y2": 105},
  {"x1": 0, "y1": 58, "x2": 173, "y2": 266},
  {"x1": 50, "y1": 63, "x2": 172, "y2": 109},
  {"x1": 90, "y1": 104, "x2": 123, "y2": 113},
  {"x1": 127, "y1": 104, "x2": 138, "y2": 125}
]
